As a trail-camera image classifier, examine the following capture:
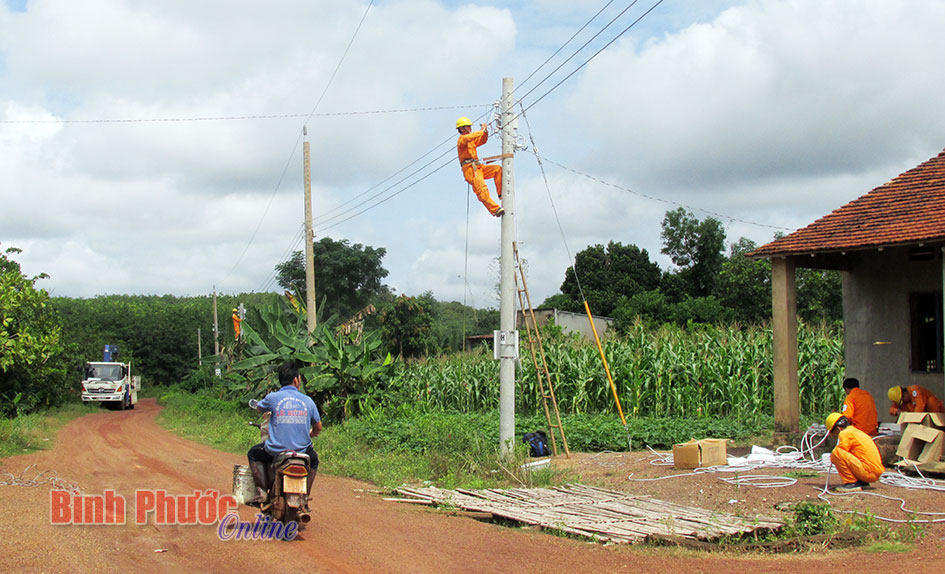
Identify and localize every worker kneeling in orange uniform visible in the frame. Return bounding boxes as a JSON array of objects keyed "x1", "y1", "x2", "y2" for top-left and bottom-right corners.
[
  {"x1": 825, "y1": 412, "x2": 884, "y2": 492},
  {"x1": 840, "y1": 377, "x2": 878, "y2": 436},
  {"x1": 887, "y1": 385, "x2": 944, "y2": 417},
  {"x1": 456, "y1": 117, "x2": 504, "y2": 218}
]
